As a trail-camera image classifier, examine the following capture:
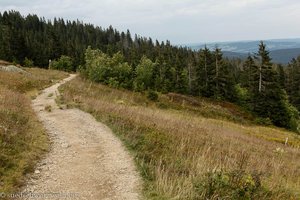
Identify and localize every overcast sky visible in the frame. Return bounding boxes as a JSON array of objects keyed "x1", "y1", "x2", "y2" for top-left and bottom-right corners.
[{"x1": 1, "y1": 0, "x2": 299, "y2": 44}]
